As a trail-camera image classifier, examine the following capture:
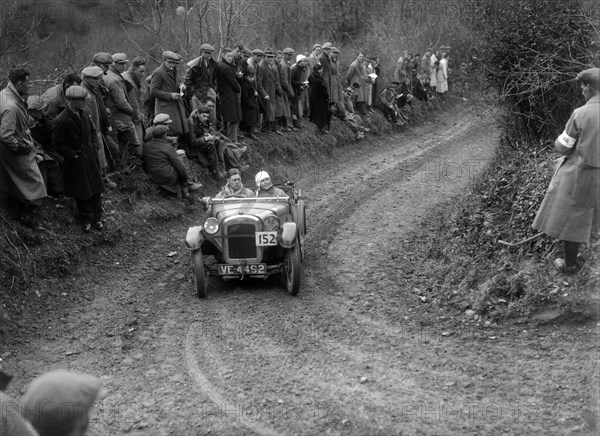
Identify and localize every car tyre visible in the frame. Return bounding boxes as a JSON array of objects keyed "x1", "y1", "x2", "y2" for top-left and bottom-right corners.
[
  {"x1": 192, "y1": 249, "x2": 207, "y2": 298},
  {"x1": 285, "y1": 243, "x2": 301, "y2": 296}
]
